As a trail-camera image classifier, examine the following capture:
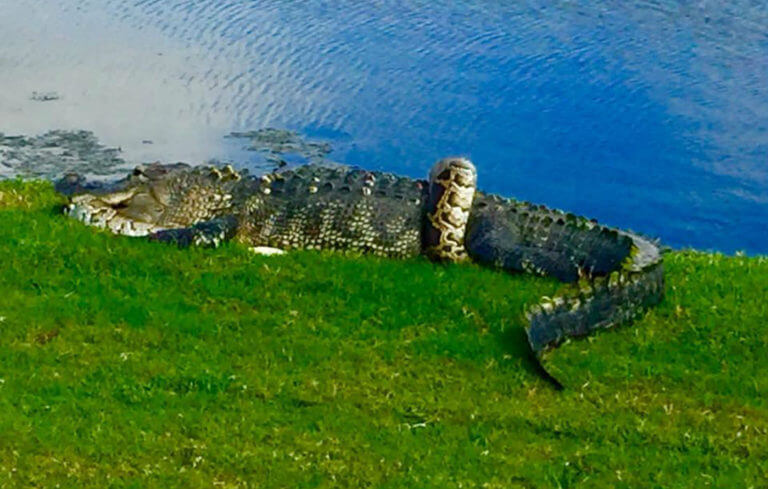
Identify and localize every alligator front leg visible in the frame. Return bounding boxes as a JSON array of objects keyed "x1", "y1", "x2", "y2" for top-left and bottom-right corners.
[{"x1": 149, "y1": 215, "x2": 239, "y2": 248}]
